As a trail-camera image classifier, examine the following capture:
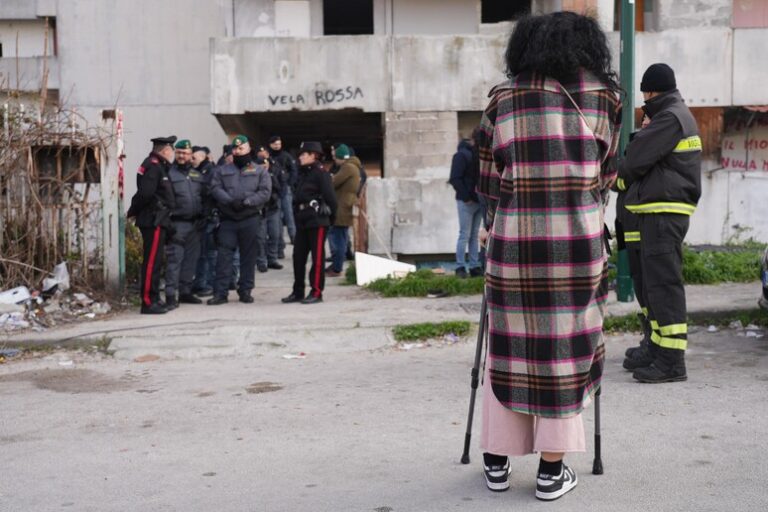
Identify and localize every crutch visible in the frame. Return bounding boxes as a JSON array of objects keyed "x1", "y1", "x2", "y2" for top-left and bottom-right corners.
[
  {"x1": 592, "y1": 387, "x2": 604, "y2": 474},
  {"x1": 460, "y1": 295, "x2": 488, "y2": 464}
]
